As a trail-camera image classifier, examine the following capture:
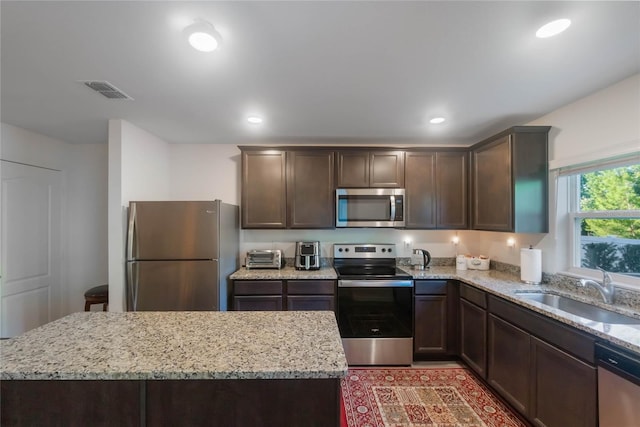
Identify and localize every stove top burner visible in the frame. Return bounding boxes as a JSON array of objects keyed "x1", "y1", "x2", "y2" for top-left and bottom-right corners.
[{"x1": 333, "y1": 243, "x2": 411, "y2": 280}]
